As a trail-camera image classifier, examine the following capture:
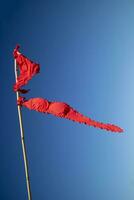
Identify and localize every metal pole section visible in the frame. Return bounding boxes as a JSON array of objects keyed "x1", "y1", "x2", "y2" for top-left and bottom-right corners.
[{"x1": 14, "y1": 59, "x2": 32, "y2": 200}]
